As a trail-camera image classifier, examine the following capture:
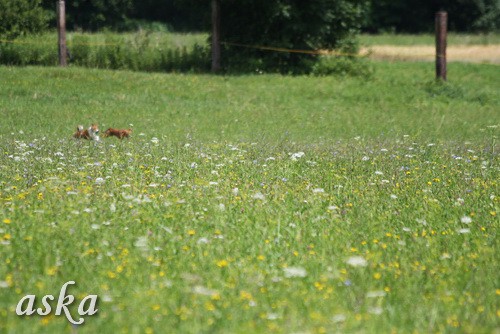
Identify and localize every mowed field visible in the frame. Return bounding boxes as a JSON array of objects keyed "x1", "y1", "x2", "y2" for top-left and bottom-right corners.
[
  {"x1": 359, "y1": 33, "x2": 500, "y2": 64},
  {"x1": 0, "y1": 57, "x2": 499, "y2": 333}
]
